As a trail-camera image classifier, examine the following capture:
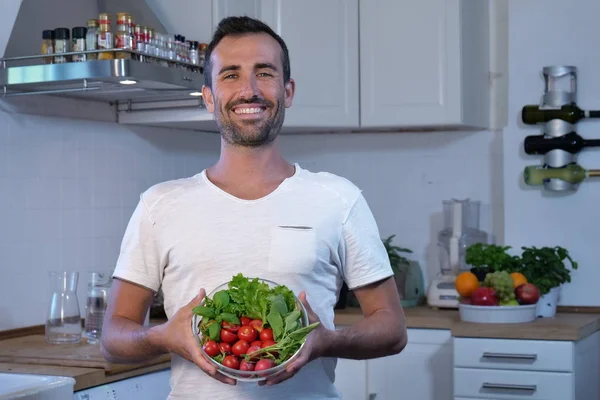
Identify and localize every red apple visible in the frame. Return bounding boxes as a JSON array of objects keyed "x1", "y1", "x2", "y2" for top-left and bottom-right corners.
[
  {"x1": 459, "y1": 297, "x2": 472, "y2": 305},
  {"x1": 471, "y1": 287, "x2": 498, "y2": 306},
  {"x1": 515, "y1": 283, "x2": 540, "y2": 305}
]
